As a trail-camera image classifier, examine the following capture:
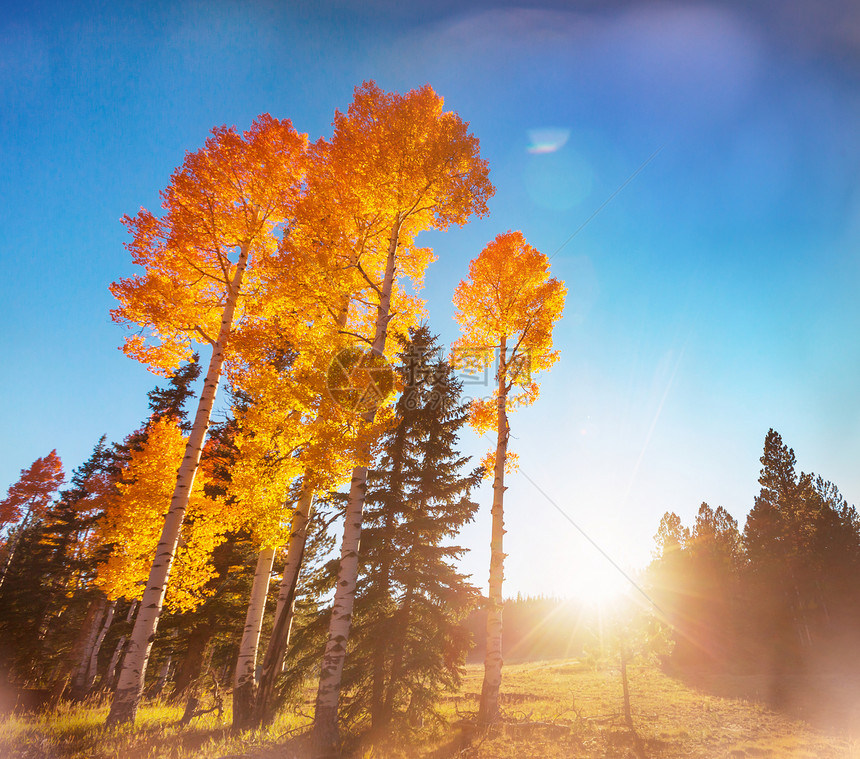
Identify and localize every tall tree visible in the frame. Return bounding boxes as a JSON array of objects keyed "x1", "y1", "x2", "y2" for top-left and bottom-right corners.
[
  {"x1": 106, "y1": 115, "x2": 307, "y2": 725},
  {"x1": 0, "y1": 443, "x2": 111, "y2": 689},
  {"x1": 668, "y1": 503, "x2": 742, "y2": 668},
  {"x1": 225, "y1": 307, "x2": 359, "y2": 729},
  {"x1": 39, "y1": 438, "x2": 119, "y2": 698},
  {"x1": 743, "y1": 430, "x2": 860, "y2": 693},
  {"x1": 311, "y1": 82, "x2": 493, "y2": 757},
  {"x1": 648, "y1": 430, "x2": 860, "y2": 700},
  {"x1": 453, "y1": 231, "x2": 566, "y2": 728},
  {"x1": 333, "y1": 327, "x2": 481, "y2": 737}
]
